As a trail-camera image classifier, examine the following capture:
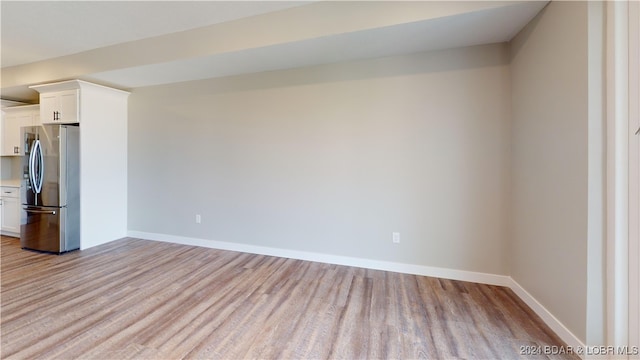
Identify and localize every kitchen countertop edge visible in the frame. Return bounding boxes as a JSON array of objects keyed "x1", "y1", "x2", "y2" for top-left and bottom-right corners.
[{"x1": 0, "y1": 179, "x2": 23, "y2": 188}]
